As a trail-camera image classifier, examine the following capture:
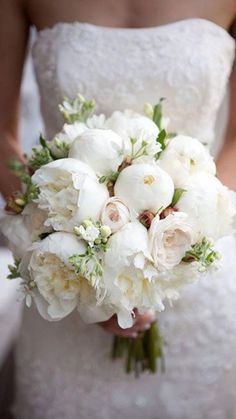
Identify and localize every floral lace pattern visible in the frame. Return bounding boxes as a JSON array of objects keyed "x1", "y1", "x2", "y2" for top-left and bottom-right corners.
[{"x1": 14, "y1": 19, "x2": 236, "y2": 419}]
